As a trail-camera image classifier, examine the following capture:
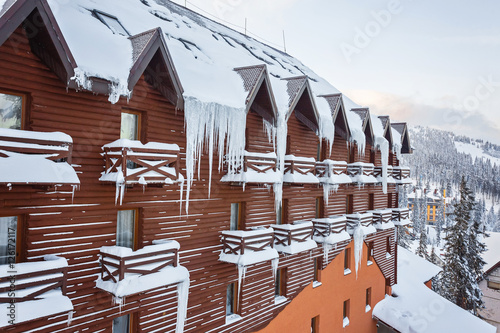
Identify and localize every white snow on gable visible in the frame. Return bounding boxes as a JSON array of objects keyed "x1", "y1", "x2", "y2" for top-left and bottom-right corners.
[{"x1": 371, "y1": 115, "x2": 389, "y2": 194}]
